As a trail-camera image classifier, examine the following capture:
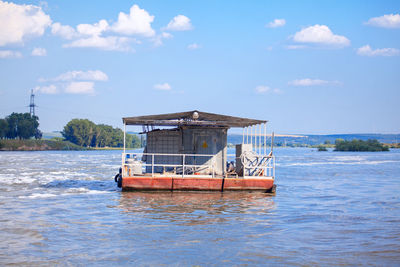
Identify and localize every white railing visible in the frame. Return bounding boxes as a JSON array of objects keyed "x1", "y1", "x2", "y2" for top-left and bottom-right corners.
[
  {"x1": 121, "y1": 152, "x2": 274, "y2": 179},
  {"x1": 122, "y1": 152, "x2": 216, "y2": 178}
]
